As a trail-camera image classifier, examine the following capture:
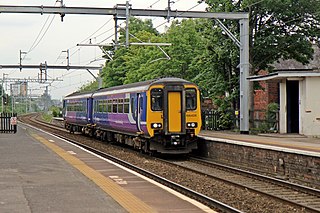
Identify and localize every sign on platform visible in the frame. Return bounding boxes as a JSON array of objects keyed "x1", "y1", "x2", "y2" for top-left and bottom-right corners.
[{"x1": 10, "y1": 117, "x2": 17, "y2": 125}]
